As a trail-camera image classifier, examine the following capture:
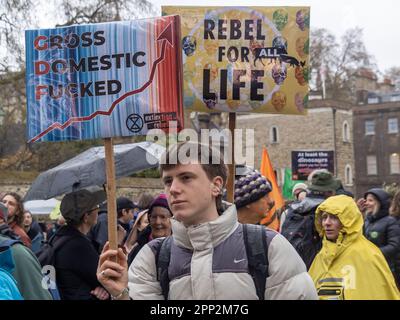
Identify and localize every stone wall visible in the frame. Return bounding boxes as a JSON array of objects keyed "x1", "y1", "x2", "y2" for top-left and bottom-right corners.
[
  {"x1": 0, "y1": 177, "x2": 165, "y2": 201},
  {"x1": 237, "y1": 109, "x2": 333, "y2": 178},
  {"x1": 115, "y1": 177, "x2": 164, "y2": 200}
]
